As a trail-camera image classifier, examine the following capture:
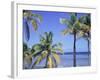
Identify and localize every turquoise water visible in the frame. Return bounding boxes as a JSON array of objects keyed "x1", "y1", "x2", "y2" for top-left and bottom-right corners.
[{"x1": 23, "y1": 52, "x2": 91, "y2": 69}]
